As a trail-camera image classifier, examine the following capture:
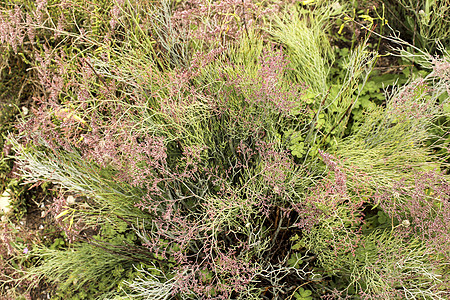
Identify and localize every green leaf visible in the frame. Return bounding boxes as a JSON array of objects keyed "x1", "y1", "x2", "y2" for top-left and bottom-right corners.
[
  {"x1": 377, "y1": 211, "x2": 387, "y2": 224},
  {"x1": 287, "y1": 253, "x2": 303, "y2": 268},
  {"x1": 292, "y1": 150, "x2": 301, "y2": 158},
  {"x1": 300, "y1": 288, "x2": 312, "y2": 297},
  {"x1": 117, "y1": 222, "x2": 128, "y2": 233},
  {"x1": 292, "y1": 243, "x2": 302, "y2": 250},
  {"x1": 290, "y1": 234, "x2": 299, "y2": 241},
  {"x1": 293, "y1": 292, "x2": 302, "y2": 300}
]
